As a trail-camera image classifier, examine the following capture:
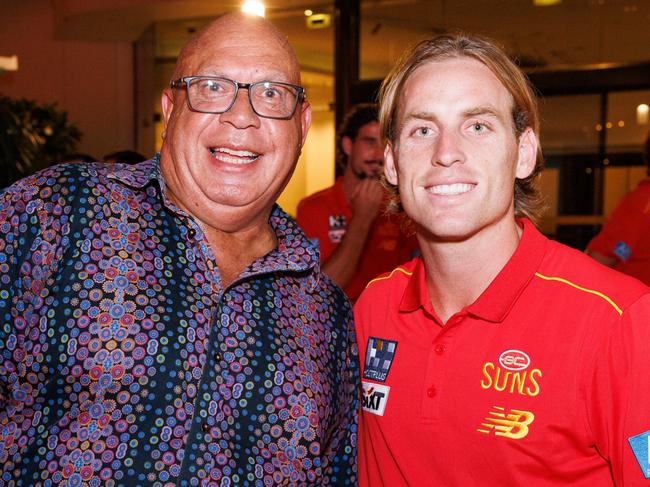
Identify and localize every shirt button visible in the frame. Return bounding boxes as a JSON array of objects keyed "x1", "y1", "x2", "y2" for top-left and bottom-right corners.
[
  {"x1": 202, "y1": 422, "x2": 210, "y2": 433},
  {"x1": 427, "y1": 386, "x2": 436, "y2": 398},
  {"x1": 434, "y1": 345, "x2": 445, "y2": 355},
  {"x1": 214, "y1": 352, "x2": 222, "y2": 361},
  {"x1": 188, "y1": 228, "x2": 197, "y2": 239}
]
